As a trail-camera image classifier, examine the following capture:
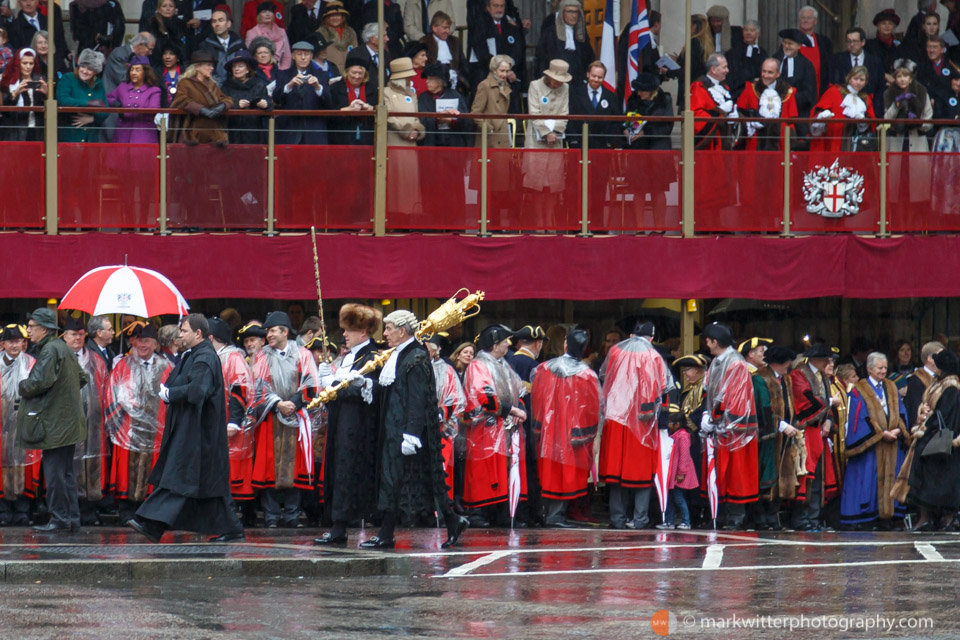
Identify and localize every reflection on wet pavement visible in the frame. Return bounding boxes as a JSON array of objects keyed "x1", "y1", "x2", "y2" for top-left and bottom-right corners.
[{"x1": 1, "y1": 527, "x2": 958, "y2": 638}]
